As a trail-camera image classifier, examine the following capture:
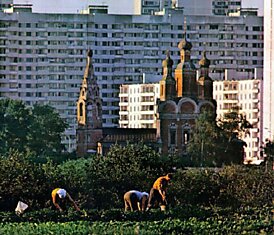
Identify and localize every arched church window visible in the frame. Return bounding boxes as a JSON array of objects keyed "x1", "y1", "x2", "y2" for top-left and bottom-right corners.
[
  {"x1": 168, "y1": 123, "x2": 177, "y2": 146},
  {"x1": 182, "y1": 123, "x2": 191, "y2": 145},
  {"x1": 79, "y1": 102, "x2": 84, "y2": 117}
]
